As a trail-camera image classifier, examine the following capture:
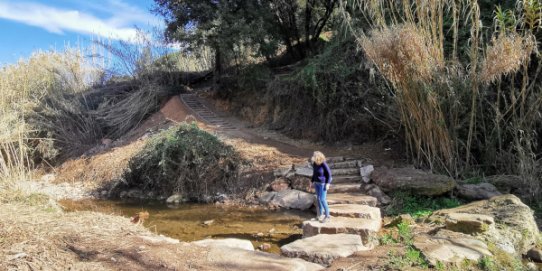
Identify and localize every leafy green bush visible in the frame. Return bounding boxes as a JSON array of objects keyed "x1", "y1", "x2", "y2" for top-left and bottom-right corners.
[{"x1": 121, "y1": 124, "x2": 246, "y2": 201}]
